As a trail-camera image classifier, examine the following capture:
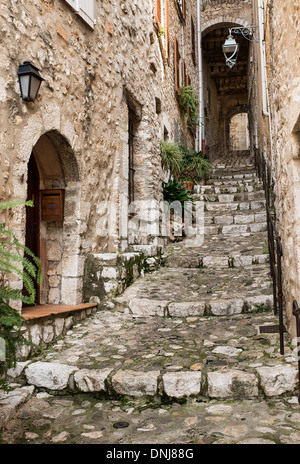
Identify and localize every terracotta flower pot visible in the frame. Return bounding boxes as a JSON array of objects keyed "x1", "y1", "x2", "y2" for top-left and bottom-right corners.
[{"x1": 183, "y1": 180, "x2": 194, "y2": 191}]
